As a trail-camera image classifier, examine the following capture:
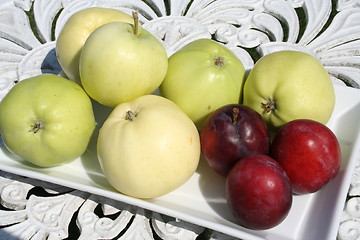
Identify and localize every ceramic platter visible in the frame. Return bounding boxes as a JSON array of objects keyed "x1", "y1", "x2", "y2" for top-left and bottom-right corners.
[{"x1": 1, "y1": 84, "x2": 360, "y2": 240}]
